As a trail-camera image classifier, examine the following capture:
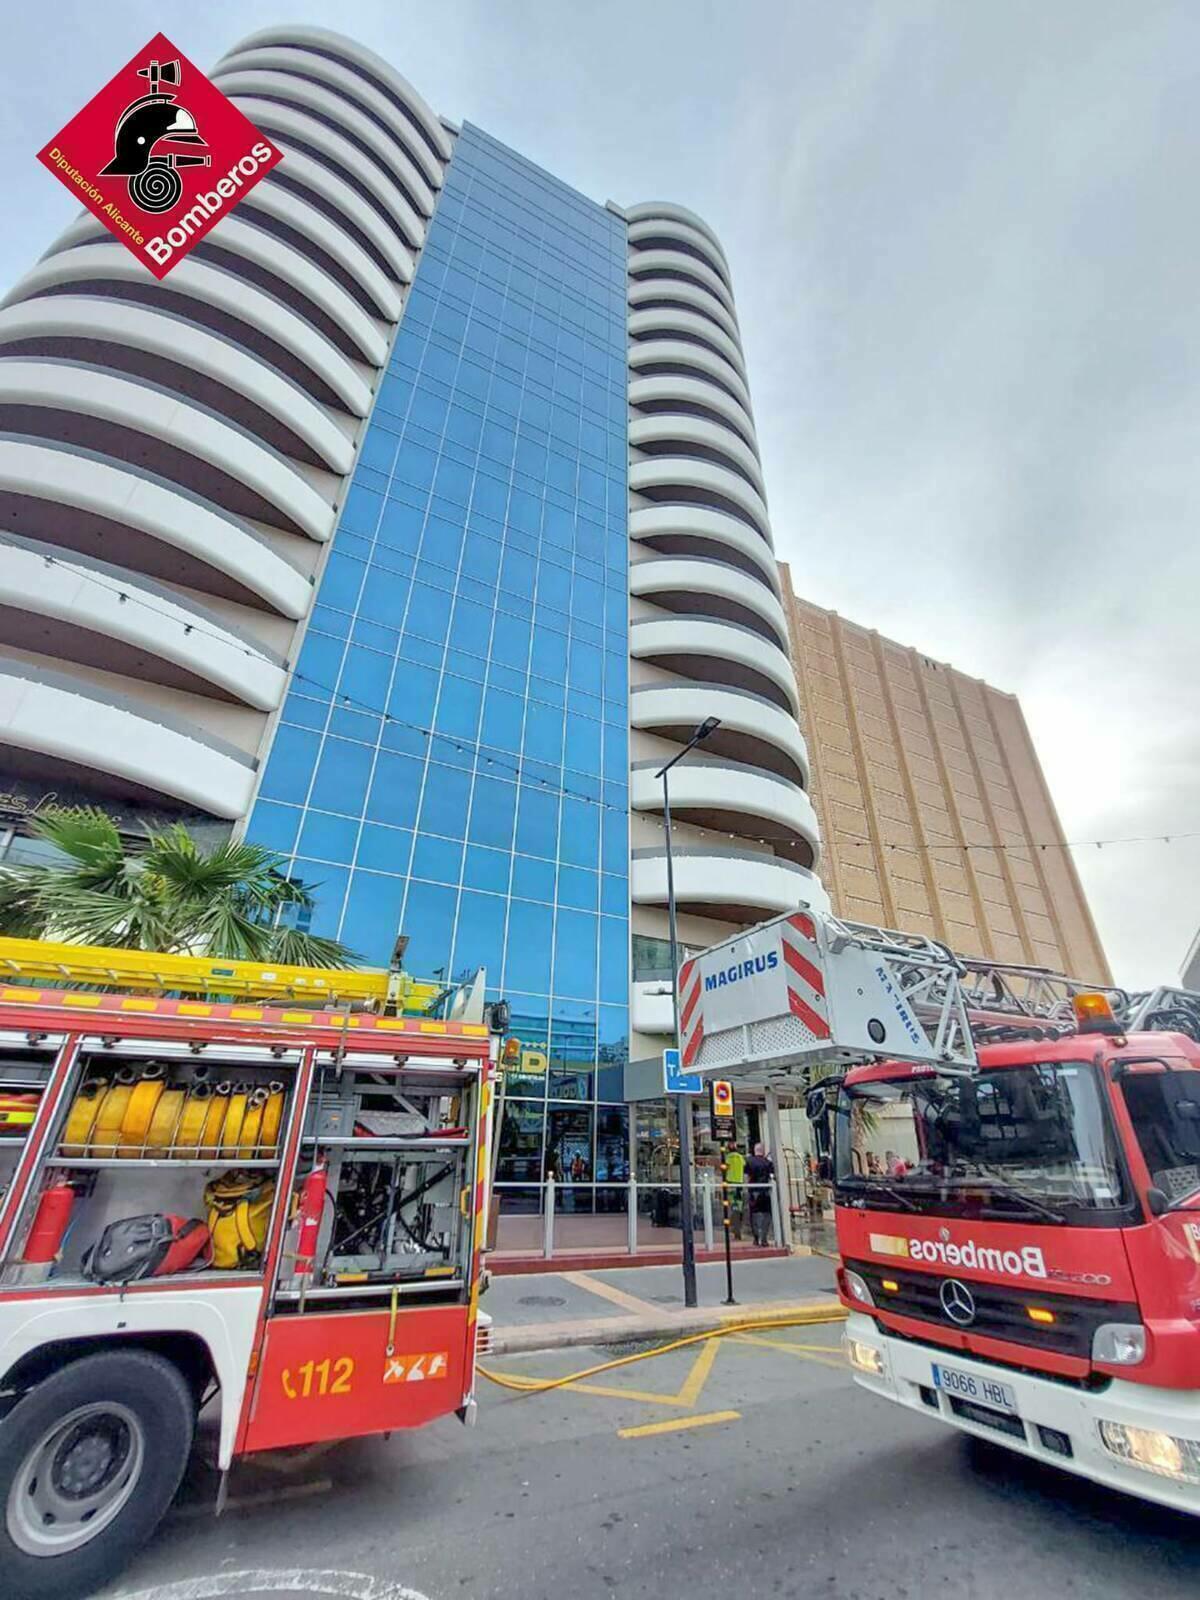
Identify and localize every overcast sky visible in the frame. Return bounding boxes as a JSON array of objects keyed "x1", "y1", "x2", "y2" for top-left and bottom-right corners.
[{"x1": 3, "y1": 1, "x2": 1197, "y2": 989}]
